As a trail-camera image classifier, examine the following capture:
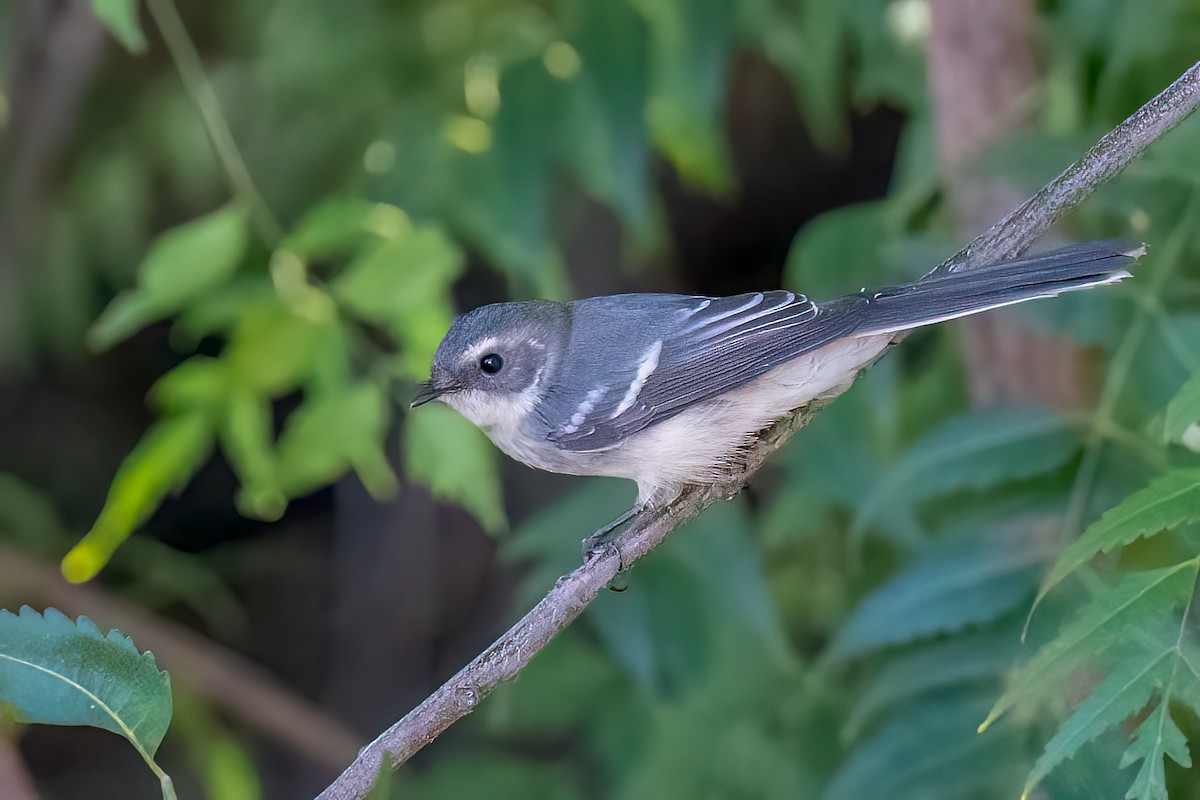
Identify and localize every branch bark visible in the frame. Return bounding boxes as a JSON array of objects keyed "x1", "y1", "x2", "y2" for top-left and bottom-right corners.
[{"x1": 318, "y1": 59, "x2": 1200, "y2": 800}]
